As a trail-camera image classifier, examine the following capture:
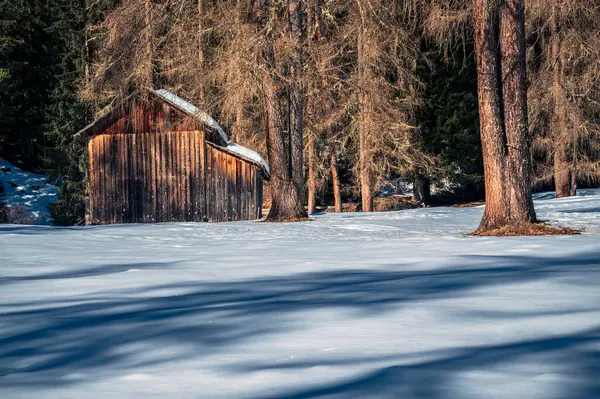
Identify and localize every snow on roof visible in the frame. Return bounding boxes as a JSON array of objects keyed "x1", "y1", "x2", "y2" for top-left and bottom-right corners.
[
  {"x1": 154, "y1": 89, "x2": 270, "y2": 178},
  {"x1": 153, "y1": 89, "x2": 229, "y2": 145},
  {"x1": 226, "y1": 143, "x2": 270, "y2": 177}
]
